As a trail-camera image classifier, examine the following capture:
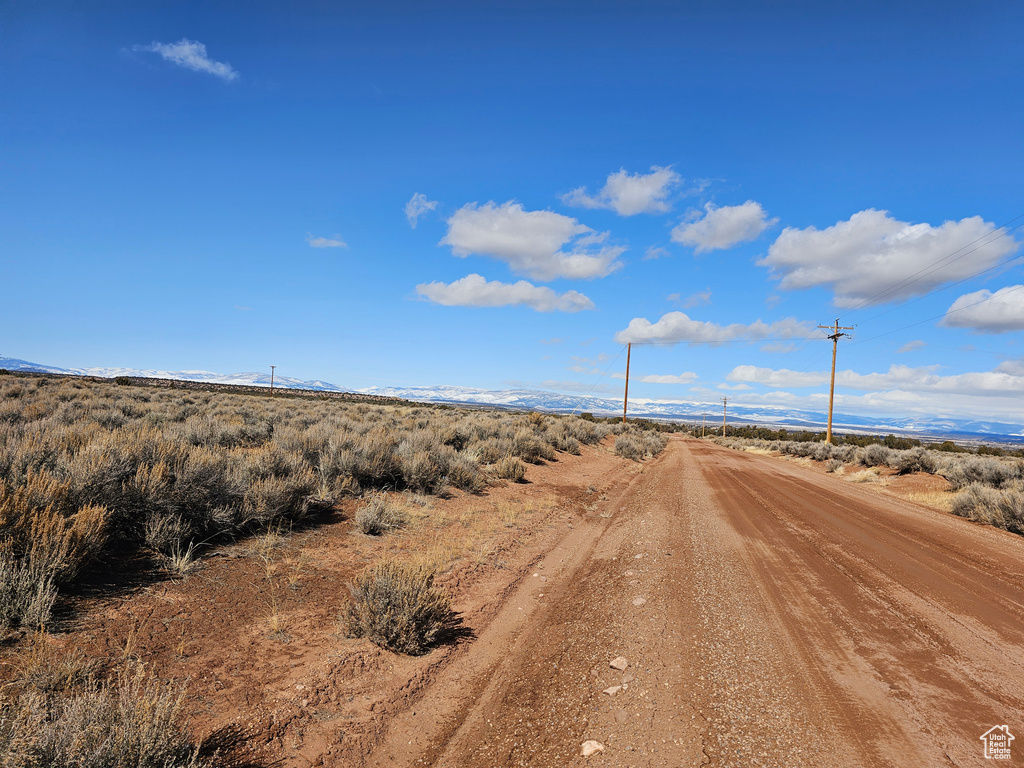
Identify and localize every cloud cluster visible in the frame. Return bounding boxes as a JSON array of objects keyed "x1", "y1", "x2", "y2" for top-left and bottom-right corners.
[
  {"x1": 610, "y1": 371, "x2": 698, "y2": 384},
  {"x1": 727, "y1": 362, "x2": 1024, "y2": 397},
  {"x1": 306, "y1": 233, "x2": 347, "y2": 248},
  {"x1": 441, "y1": 201, "x2": 624, "y2": 281},
  {"x1": 415, "y1": 273, "x2": 594, "y2": 312},
  {"x1": 614, "y1": 311, "x2": 813, "y2": 345},
  {"x1": 405, "y1": 193, "x2": 439, "y2": 228},
  {"x1": 941, "y1": 285, "x2": 1024, "y2": 333},
  {"x1": 134, "y1": 39, "x2": 238, "y2": 81},
  {"x1": 562, "y1": 166, "x2": 681, "y2": 216},
  {"x1": 761, "y1": 209, "x2": 1019, "y2": 307},
  {"x1": 671, "y1": 201, "x2": 777, "y2": 253}
]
